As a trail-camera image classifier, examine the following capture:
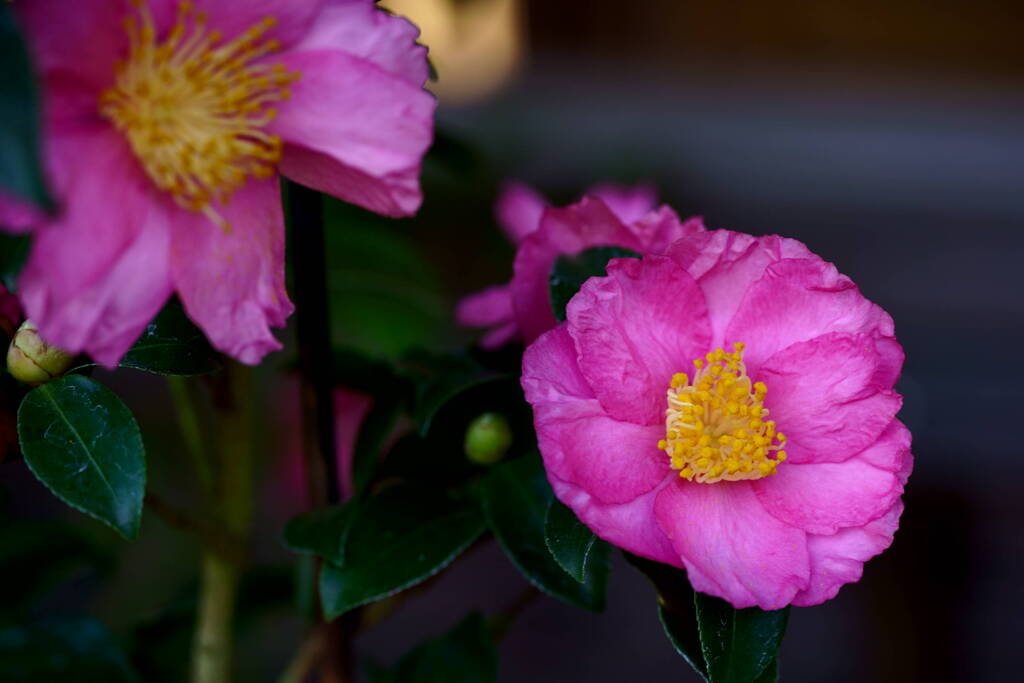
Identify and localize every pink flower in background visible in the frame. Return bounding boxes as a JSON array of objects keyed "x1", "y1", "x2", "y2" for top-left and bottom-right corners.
[
  {"x1": 1, "y1": 0, "x2": 435, "y2": 366},
  {"x1": 522, "y1": 225, "x2": 912, "y2": 609},
  {"x1": 457, "y1": 181, "x2": 704, "y2": 348},
  {"x1": 0, "y1": 285, "x2": 22, "y2": 339}
]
